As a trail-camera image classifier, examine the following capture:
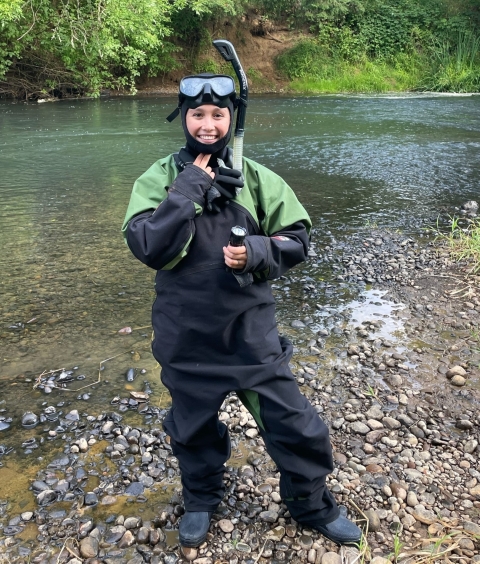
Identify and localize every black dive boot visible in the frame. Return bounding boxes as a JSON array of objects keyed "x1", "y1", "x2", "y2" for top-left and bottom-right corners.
[
  {"x1": 306, "y1": 511, "x2": 362, "y2": 546},
  {"x1": 179, "y1": 511, "x2": 213, "y2": 547}
]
